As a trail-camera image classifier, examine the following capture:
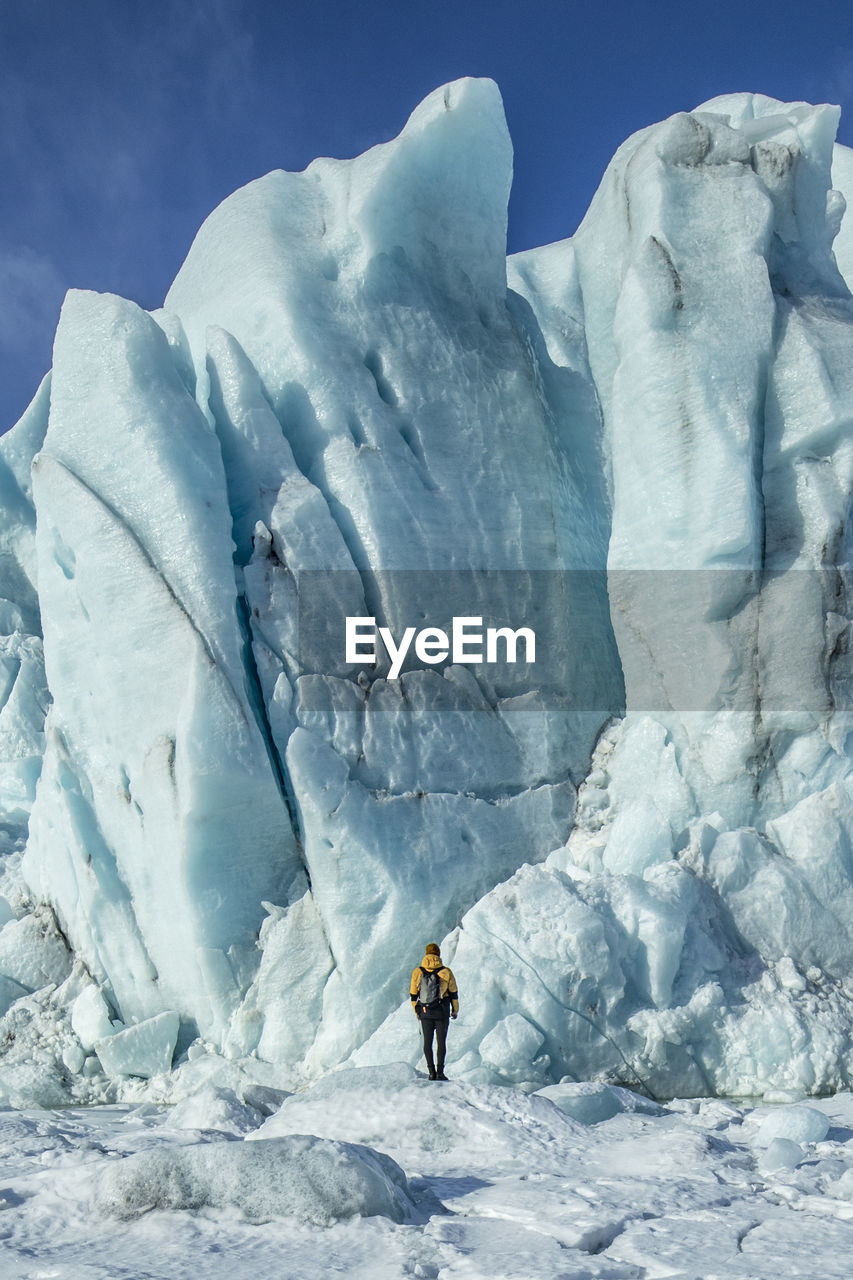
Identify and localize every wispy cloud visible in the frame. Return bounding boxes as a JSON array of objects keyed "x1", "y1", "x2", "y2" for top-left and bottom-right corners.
[
  {"x1": 0, "y1": 247, "x2": 65, "y2": 353},
  {"x1": 813, "y1": 46, "x2": 853, "y2": 144},
  {"x1": 0, "y1": 246, "x2": 66, "y2": 427},
  {"x1": 825, "y1": 50, "x2": 853, "y2": 102}
]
